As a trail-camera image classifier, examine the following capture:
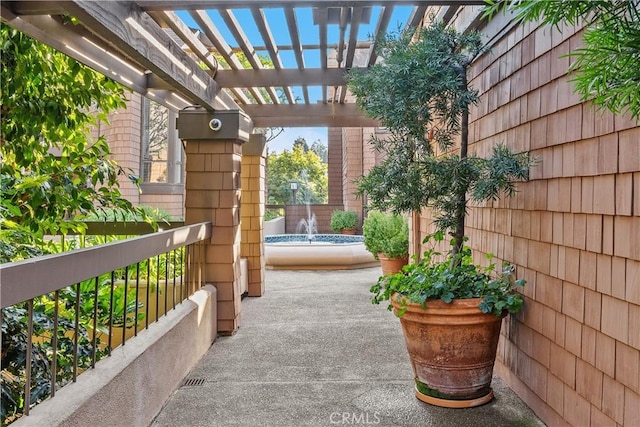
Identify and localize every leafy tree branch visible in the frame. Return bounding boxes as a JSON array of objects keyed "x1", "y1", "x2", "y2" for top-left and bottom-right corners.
[{"x1": 348, "y1": 20, "x2": 534, "y2": 258}]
